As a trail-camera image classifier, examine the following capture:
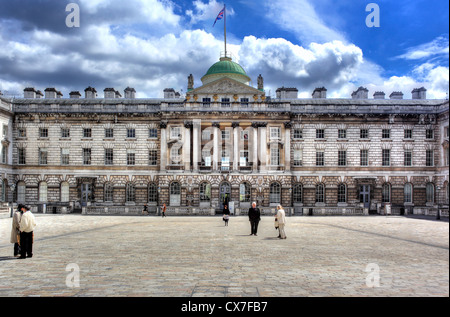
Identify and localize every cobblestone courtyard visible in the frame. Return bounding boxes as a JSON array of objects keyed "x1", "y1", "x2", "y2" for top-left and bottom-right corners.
[{"x1": 0, "y1": 214, "x2": 448, "y2": 297}]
